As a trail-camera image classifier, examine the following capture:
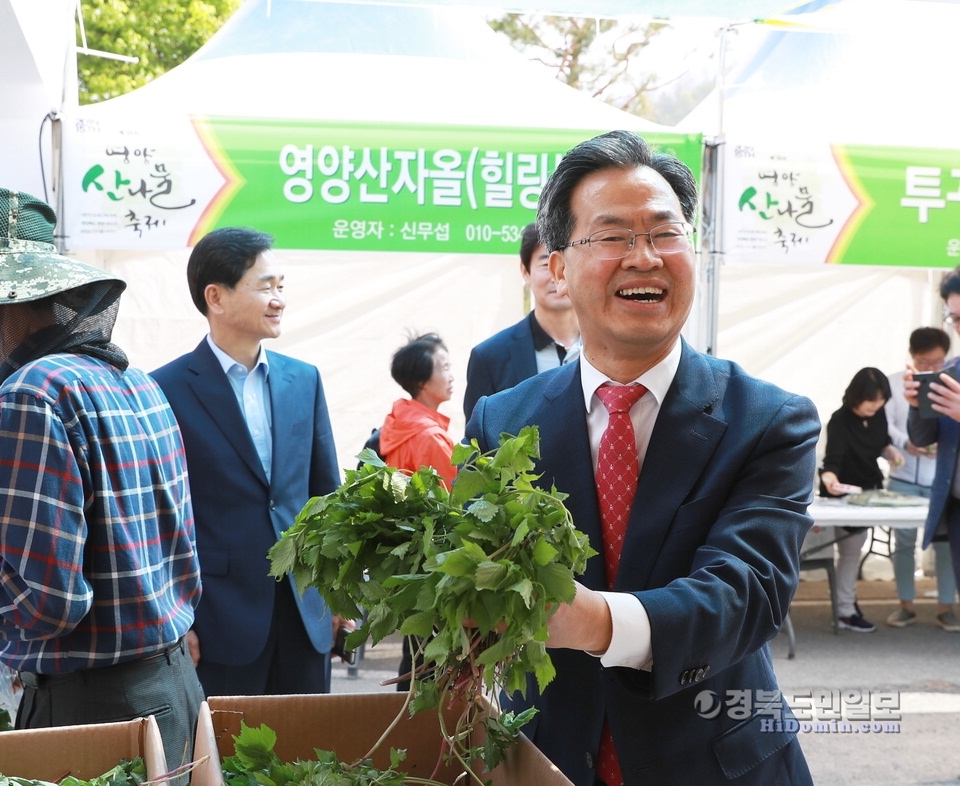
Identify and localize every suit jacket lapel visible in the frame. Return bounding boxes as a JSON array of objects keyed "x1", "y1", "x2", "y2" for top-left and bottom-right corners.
[
  {"x1": 538, "y1": 364, "x2": 608, "y2": 589},
  {"x1": 508, "y1": 314, "x2": 539, "y2": 382},
  {"x1": 618, "y1": 342, "x2": 727, "y2": 590},
  {"x1": 187, "y1": 340, "x2": 269, "y2": 486}
]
